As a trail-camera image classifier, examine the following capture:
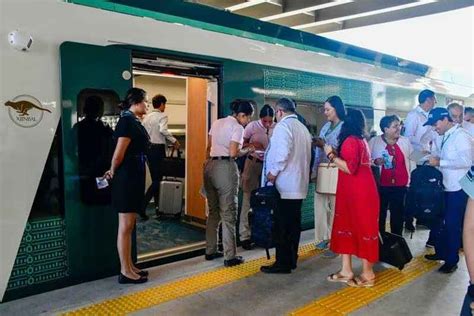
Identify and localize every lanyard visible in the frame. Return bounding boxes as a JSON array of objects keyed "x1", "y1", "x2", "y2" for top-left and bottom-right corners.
[
  {"x1": 324, "y1": 121, "x2": 341, "y2": 138},
  {"x1": 441, "y1": 126, "x2": 459, "y2": 150}
]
